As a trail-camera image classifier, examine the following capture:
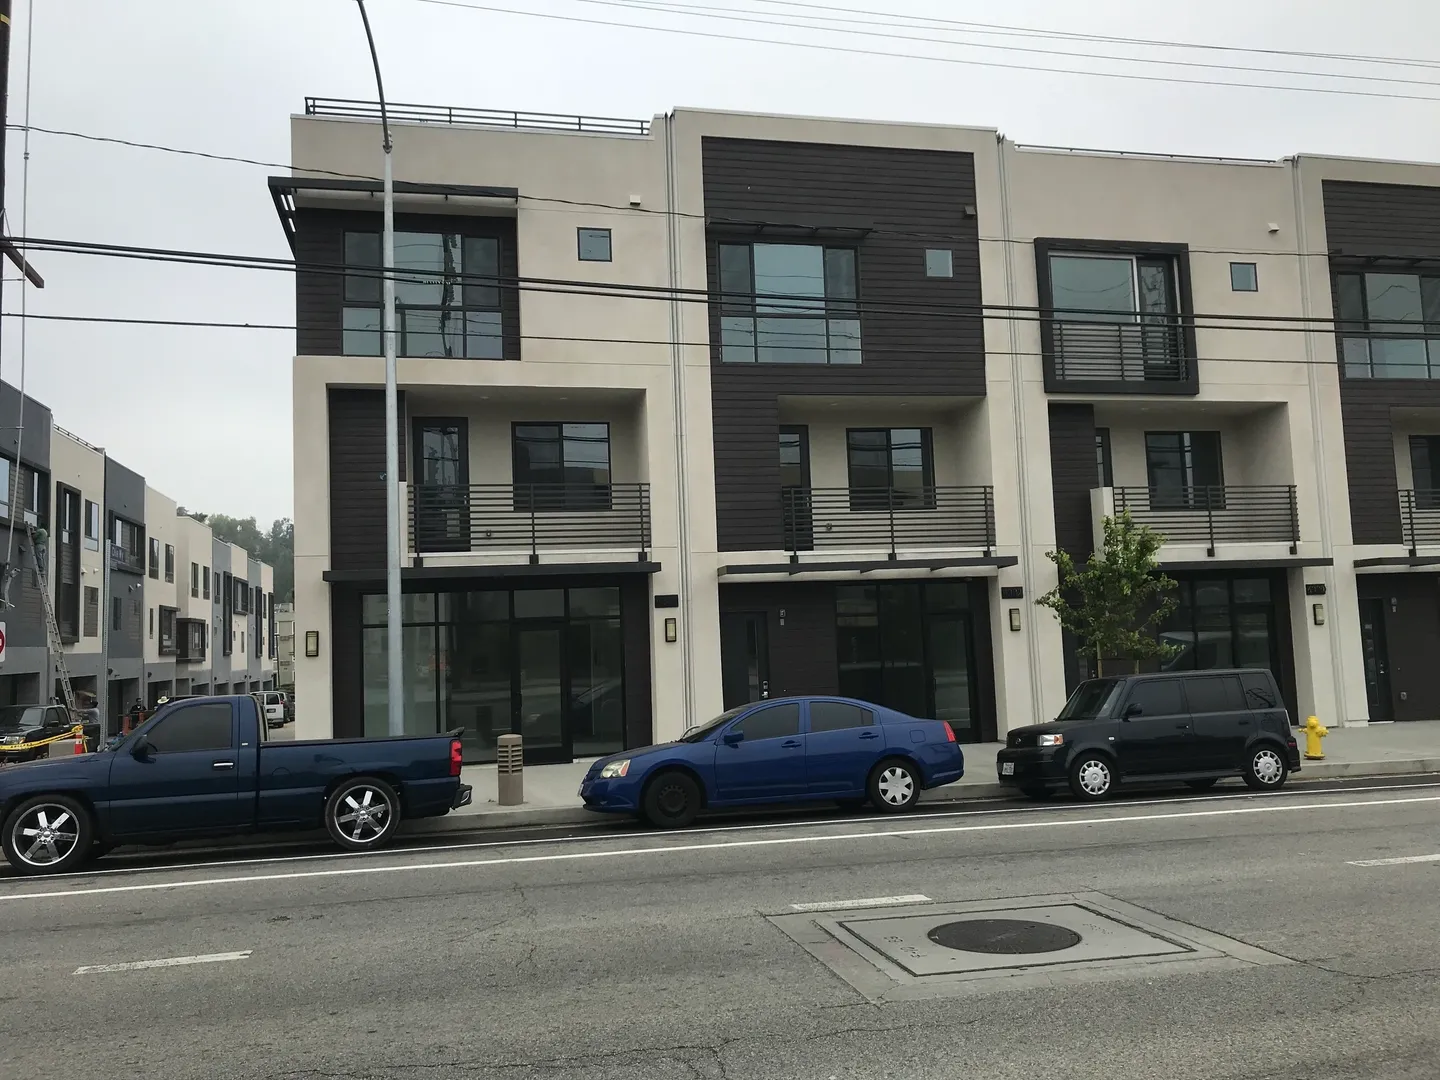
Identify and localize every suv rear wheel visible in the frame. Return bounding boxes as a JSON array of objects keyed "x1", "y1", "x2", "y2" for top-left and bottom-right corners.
[{"x1": 1243, "y1": 746, "x2": 1289, "y2": 791}]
